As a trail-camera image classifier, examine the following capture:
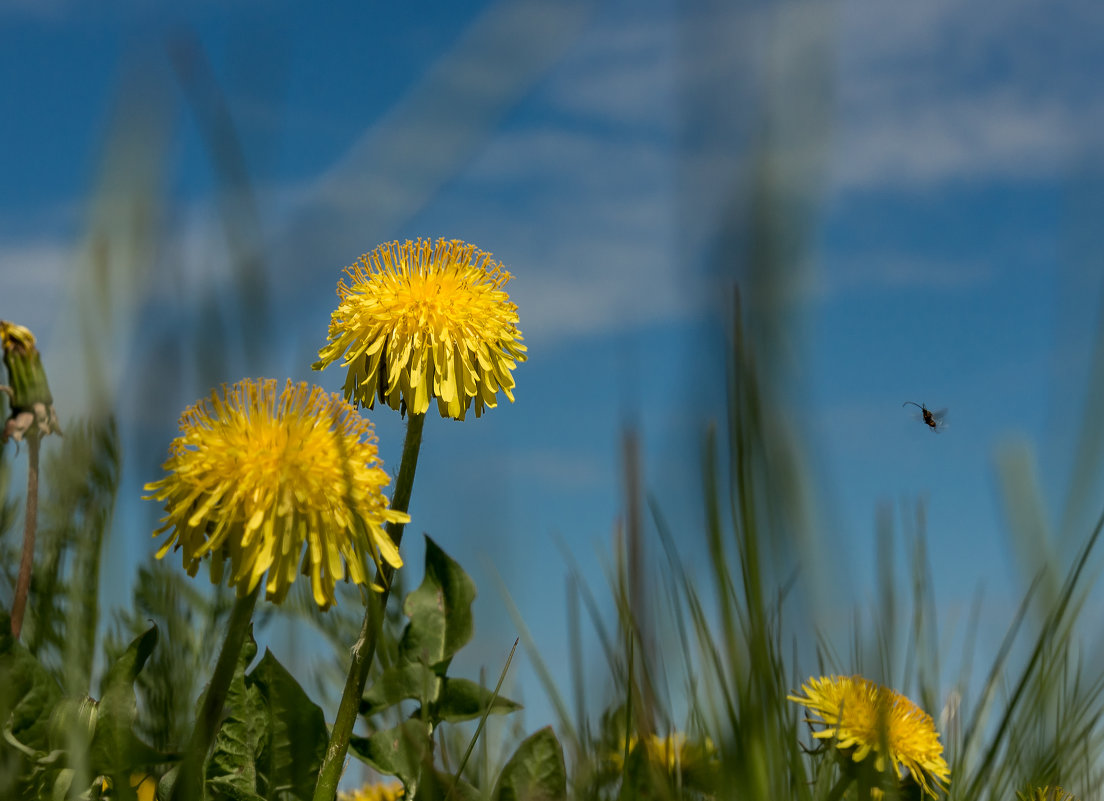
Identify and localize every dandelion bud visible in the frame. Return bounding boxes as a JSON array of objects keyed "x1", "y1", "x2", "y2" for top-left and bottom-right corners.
[{"x1": 0, "y1": 321, "x2": 61, "y2": 445}]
